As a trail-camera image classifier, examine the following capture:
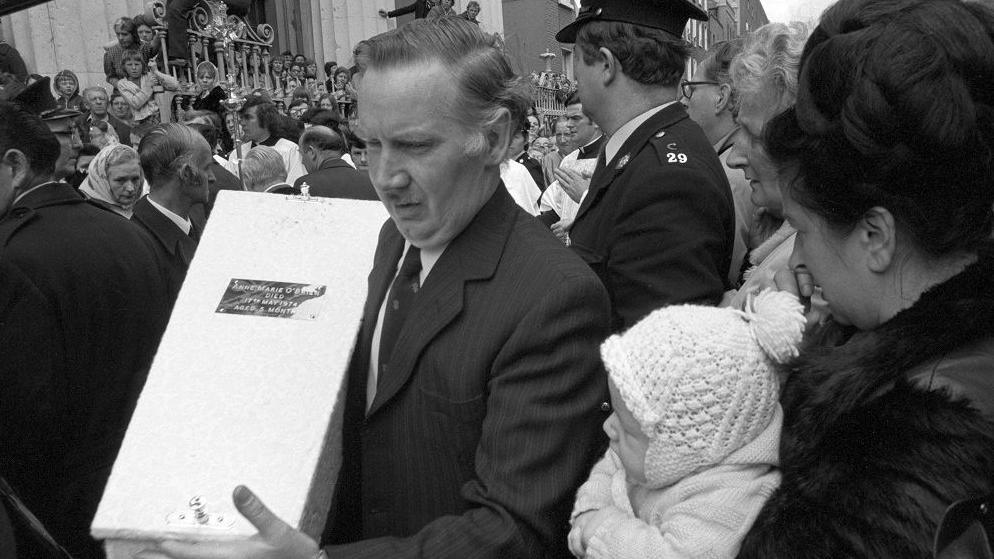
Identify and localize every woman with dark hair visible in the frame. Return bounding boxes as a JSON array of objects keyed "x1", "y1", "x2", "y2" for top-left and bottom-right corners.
[{"x1": 738, "y1": 0, "x2": 994, "y2": 557}]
